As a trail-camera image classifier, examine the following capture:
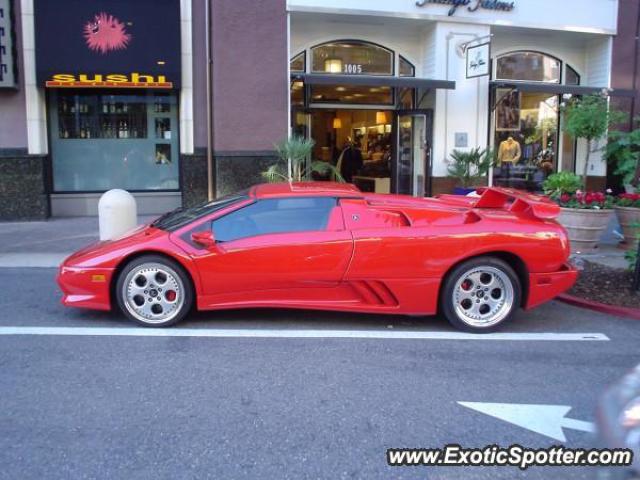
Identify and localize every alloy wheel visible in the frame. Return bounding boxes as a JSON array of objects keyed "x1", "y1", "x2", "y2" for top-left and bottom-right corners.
[
  {"x1": 452, "y1": 266, "x2": 514, "y2": 328},
  {"x1": 122, "y1": 263, "x2": 185, "y2": 325}
]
